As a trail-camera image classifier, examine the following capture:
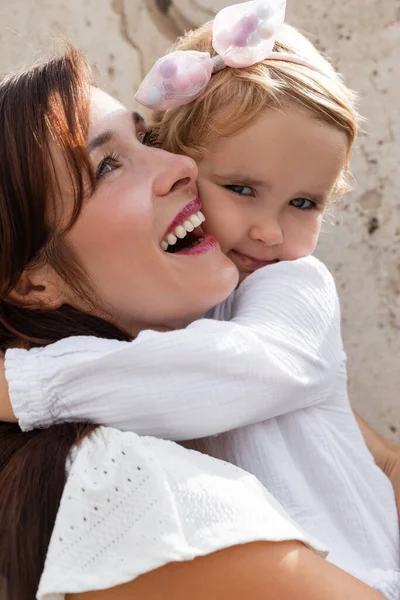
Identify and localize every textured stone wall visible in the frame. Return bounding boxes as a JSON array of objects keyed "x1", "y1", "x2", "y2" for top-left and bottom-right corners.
[{"x1": 0, "y1": 0, "x2": 399, "y2": 440}]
